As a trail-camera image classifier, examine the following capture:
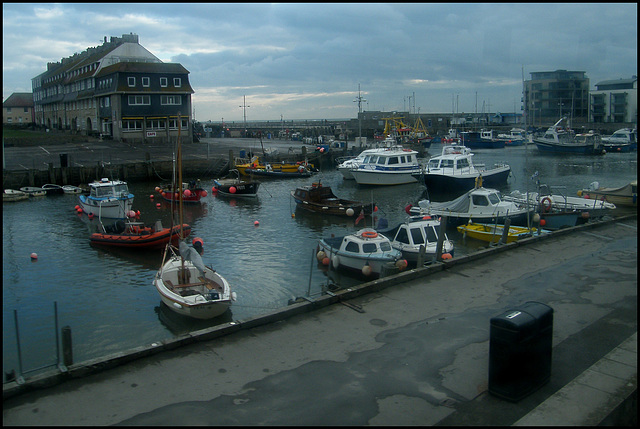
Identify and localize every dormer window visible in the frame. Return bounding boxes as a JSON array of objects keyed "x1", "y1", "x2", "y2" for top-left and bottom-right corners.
[
  {"x1": 160, "y1": 77, "x2": 168, "y2": 87},
  {"x1": 128, "y1": 77, "x2": 136, "y2": 87},
  {"x1": 142, "y1": 77, "x2": 150, "y2": 87},
  {"x1": 173, "y1": 78, "x2": 181, "y2": 87}
]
